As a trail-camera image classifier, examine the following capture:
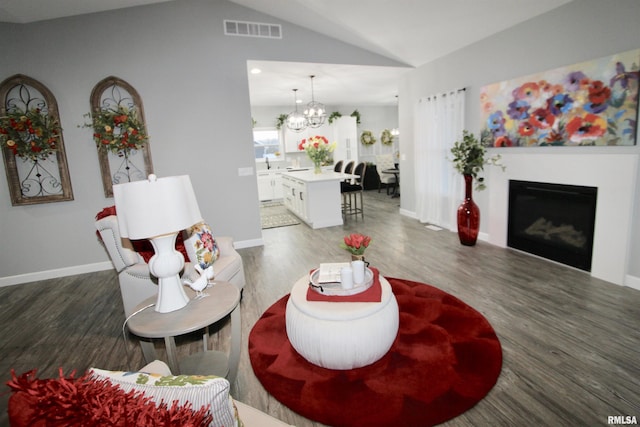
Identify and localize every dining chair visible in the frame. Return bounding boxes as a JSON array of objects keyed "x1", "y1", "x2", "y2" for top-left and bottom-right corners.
[{"x1": 376, "y1": 154, "x2": 396, "y2": 194}]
